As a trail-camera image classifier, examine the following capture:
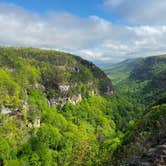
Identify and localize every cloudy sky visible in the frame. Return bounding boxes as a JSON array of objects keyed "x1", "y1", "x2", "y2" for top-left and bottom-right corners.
[{"x1": 1, "y1": 0, "x2": 166, "y2": 65}]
